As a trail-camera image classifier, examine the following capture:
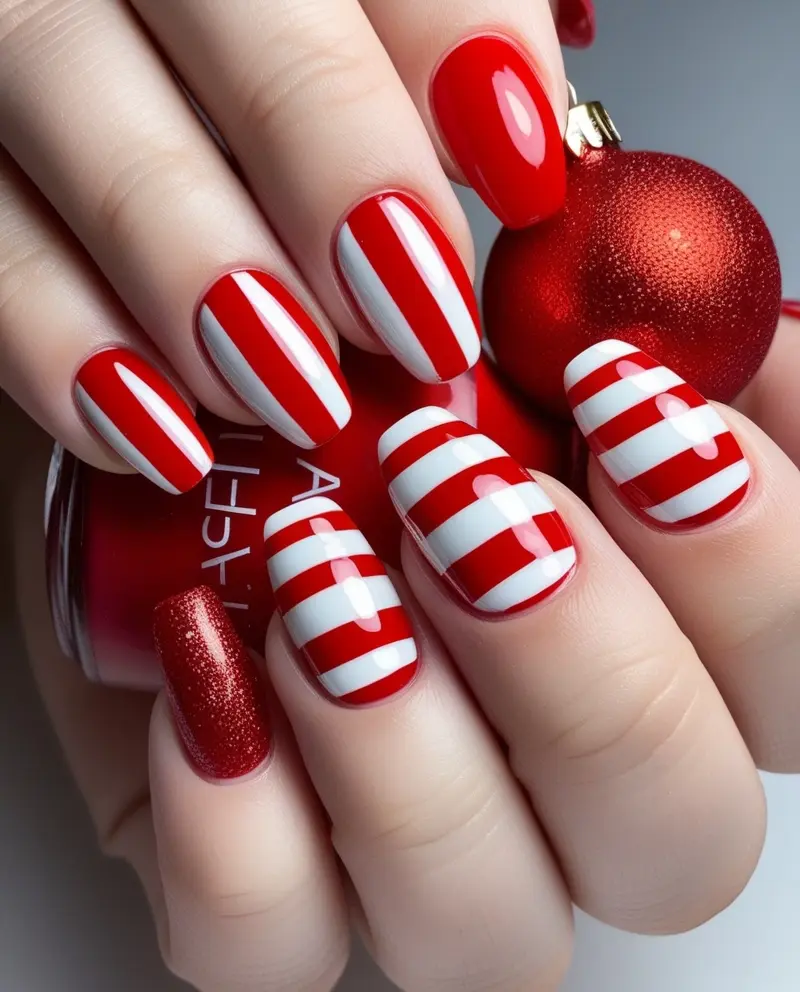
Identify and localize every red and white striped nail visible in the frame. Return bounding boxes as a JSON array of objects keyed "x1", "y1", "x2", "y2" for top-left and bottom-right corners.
[
  {"x1": 565, "y1": 339, "x2": 751, "y2": 529},
  {"x1": 197, "y1": 270, "x2": 352, "y2": 448},
  {"x1": 74, "y1": 348, "x2": 213, "y2": 494},
  {"x1": 264, "y1": 497, "x2": 419, "y2": 705},
  {"x1": 782, "y1": 300, "x2": 800, "y2": 320},
  {"x1": 379, "y1": 408, "x2": 576, "y2": 615},
  {"x1": 335, "y1": 191, "x2": 481, "y2": 384}
]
